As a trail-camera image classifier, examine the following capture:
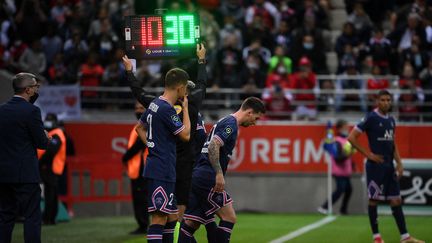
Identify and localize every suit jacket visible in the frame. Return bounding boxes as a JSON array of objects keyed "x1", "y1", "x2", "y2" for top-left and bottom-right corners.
[{"x1": 0, "y1": 96, "x2": 48, "y2": 183}]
